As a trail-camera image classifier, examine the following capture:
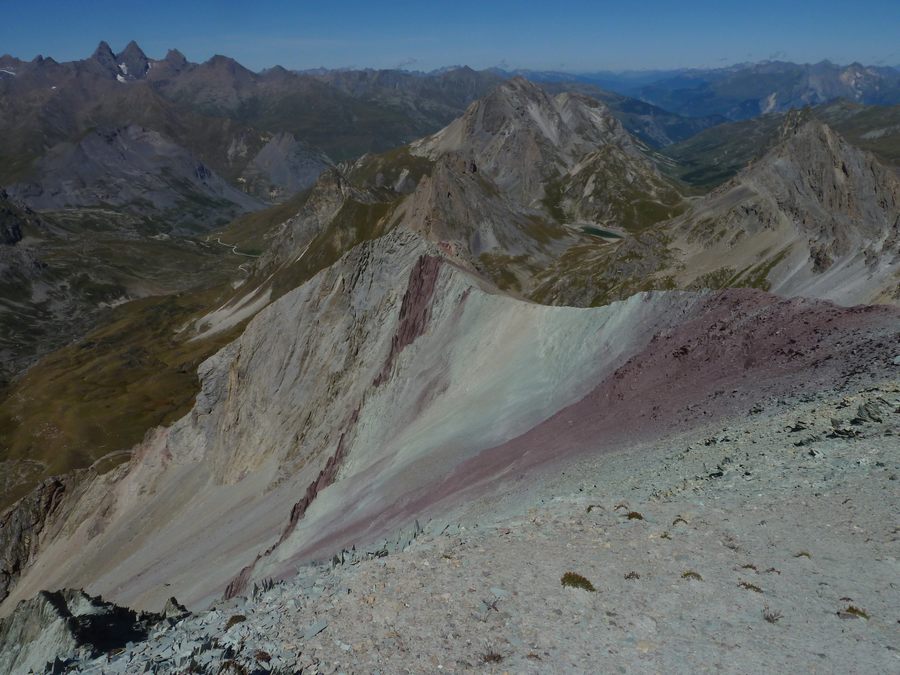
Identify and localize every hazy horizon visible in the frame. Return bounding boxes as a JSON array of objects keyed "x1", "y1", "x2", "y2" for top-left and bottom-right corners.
[
  {"x1": 4, "y1": 39, "x2": 898, "y2": 78},
  {"x1": 2, "y1": 0, "x2": 898, "y2": 73}
]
